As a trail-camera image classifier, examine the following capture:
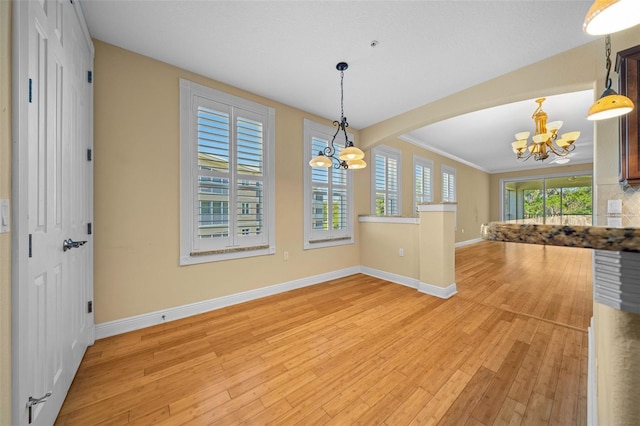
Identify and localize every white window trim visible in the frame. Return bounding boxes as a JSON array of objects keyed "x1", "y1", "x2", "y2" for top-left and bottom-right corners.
[
  {"x1": 413, "y1": 155, "x2": 433, "y2": 213},
  {"x1": 371, "y1": 145, "x2": 402, "y2": 216},
  {"x1": 303, "y1": 118, "x2": 354, "y2": 250},
  {"x1": 441, "y1": 164, "x2": 457, "y2": 203},
  {"x1": 179, "y1": 79, "x2": 276, "y2": 265}
]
